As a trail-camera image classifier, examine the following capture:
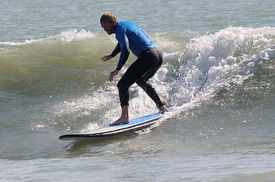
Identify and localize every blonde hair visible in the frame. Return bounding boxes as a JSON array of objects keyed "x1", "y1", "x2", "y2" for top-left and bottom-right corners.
[{"x1": 100, "y1": 12, "x2": 117, "y2": 24}]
